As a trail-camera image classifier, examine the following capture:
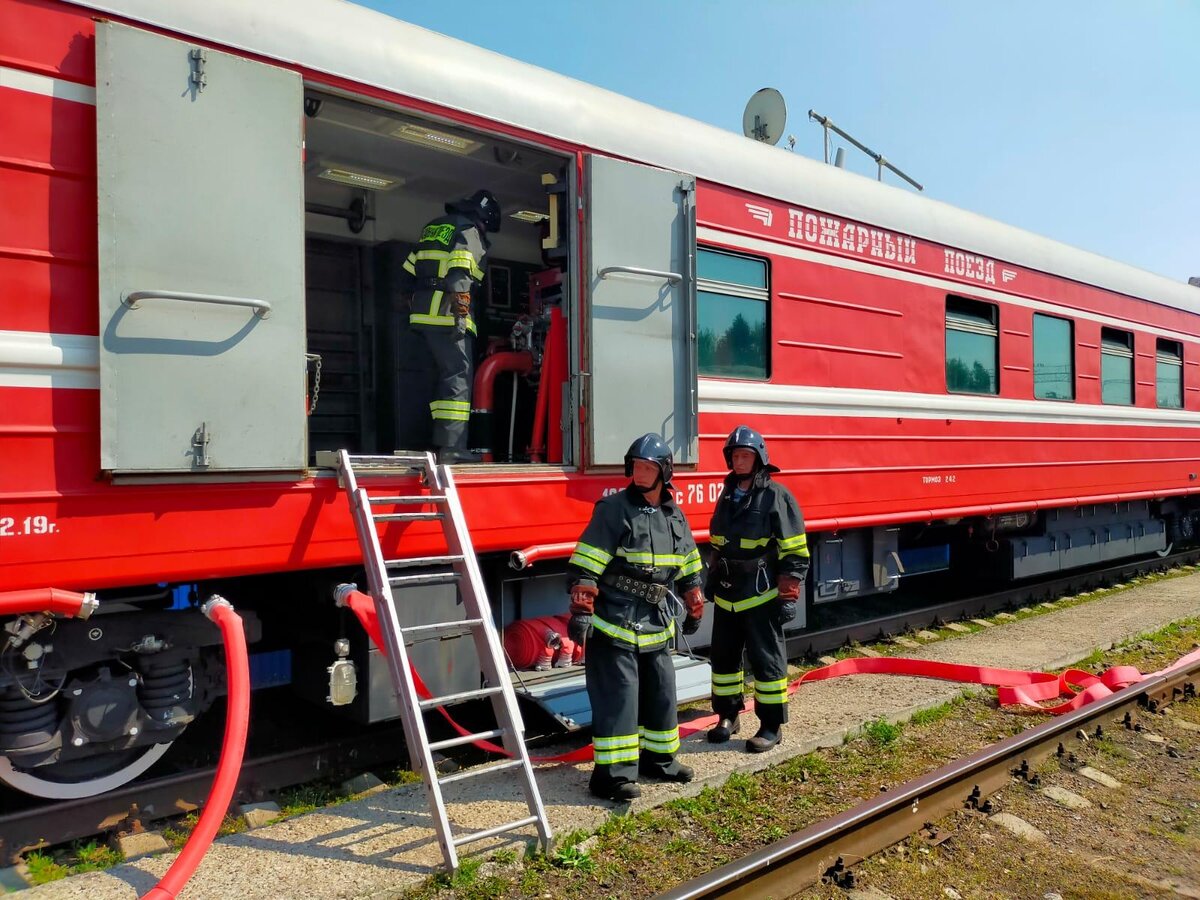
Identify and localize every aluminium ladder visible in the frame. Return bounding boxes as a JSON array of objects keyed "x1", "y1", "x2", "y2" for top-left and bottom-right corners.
[{"x1": 337, "y1": 450, "x2": 553, "y2": 871}]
